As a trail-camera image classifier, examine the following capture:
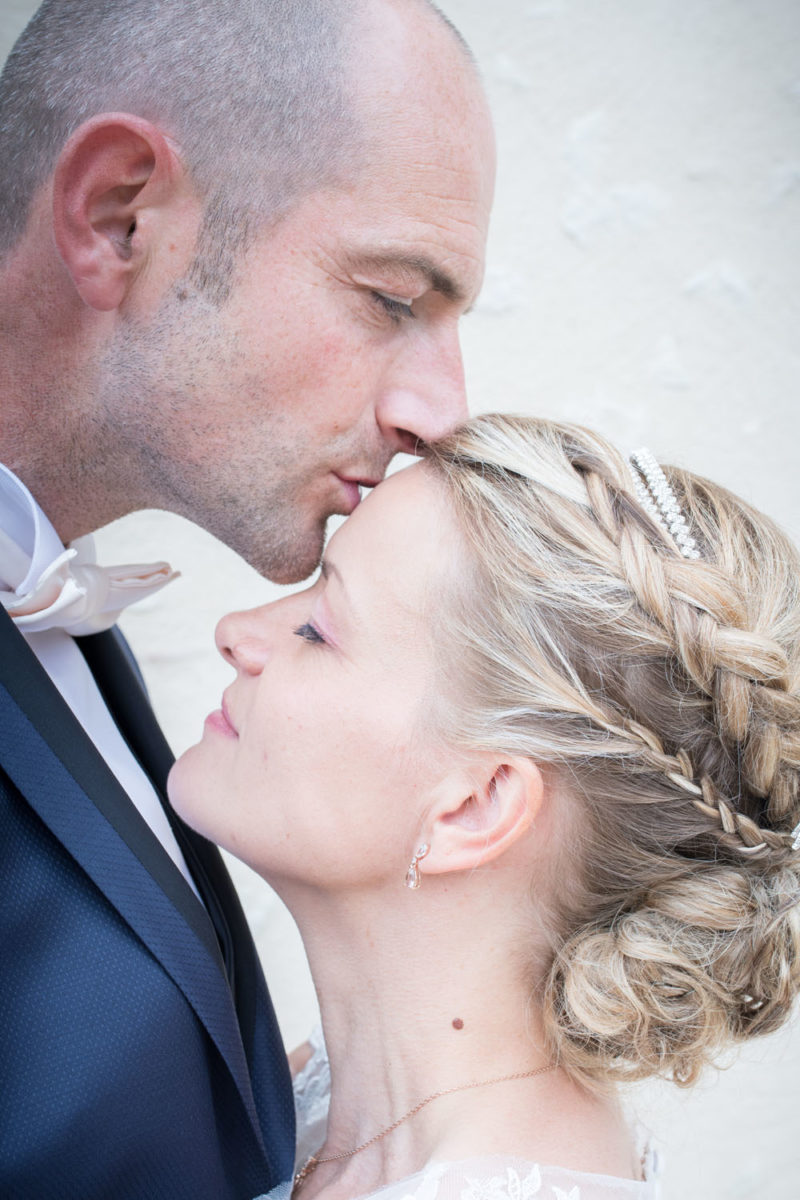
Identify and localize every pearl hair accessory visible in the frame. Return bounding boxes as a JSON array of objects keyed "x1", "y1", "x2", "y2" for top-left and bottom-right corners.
[
  {"x1": 629, "y1": 448, "x2": 701, "y2": 560},
  {"x1": 629, "y1": 452, "x2": 800, "y2": 861}
]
